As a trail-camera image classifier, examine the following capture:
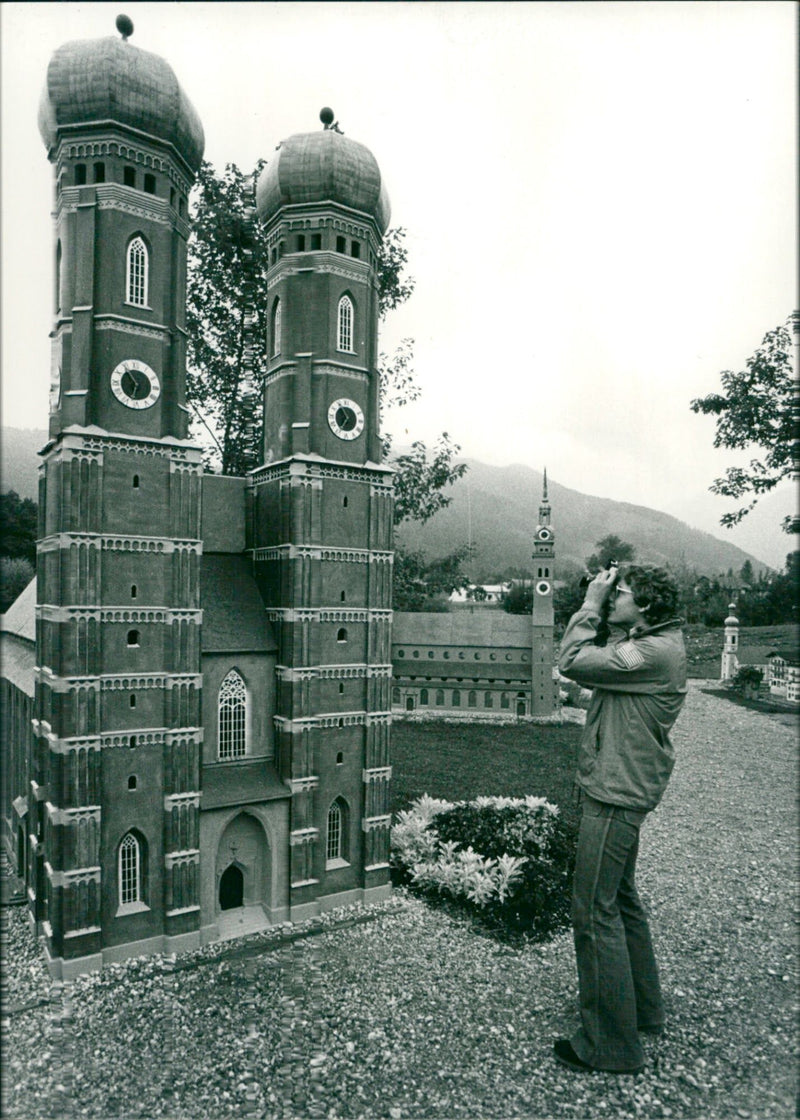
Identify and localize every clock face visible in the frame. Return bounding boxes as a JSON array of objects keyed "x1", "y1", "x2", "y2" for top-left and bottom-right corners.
[
  {"x1": 537, "y1": 528, "x2": 552, "y2": 541},
  {"x1": 328, "y1": 398, "x2": 365, "y2": 441},
  {"x1": 110, "y1": 359, "x2": 161, "y2": 410},
  {"x1": 535, "y1": 580, "x2": 551, "y2": 596}
]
